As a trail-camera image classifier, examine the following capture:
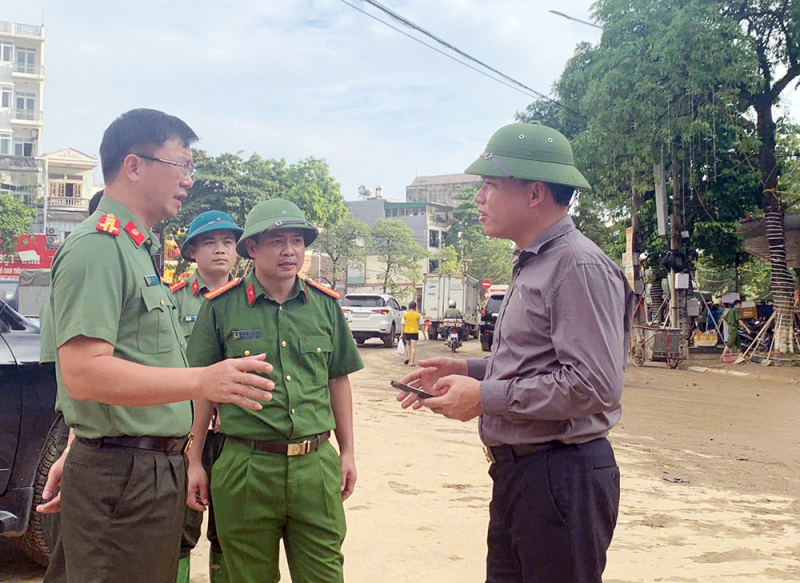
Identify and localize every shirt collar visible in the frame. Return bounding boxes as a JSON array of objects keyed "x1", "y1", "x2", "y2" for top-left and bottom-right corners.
[
  {"x1": 243, "y1": 272, "x2": 307, "y2": 307},
  {"x1": 96, "y1": 197, "x2": 160, "y2": 253},
  {"x1": 520, "y1": 215, "x2": 576, "y2": 258},
  {"x1": 189, "y1": 271, "x2": 208, "y2": 296}
]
